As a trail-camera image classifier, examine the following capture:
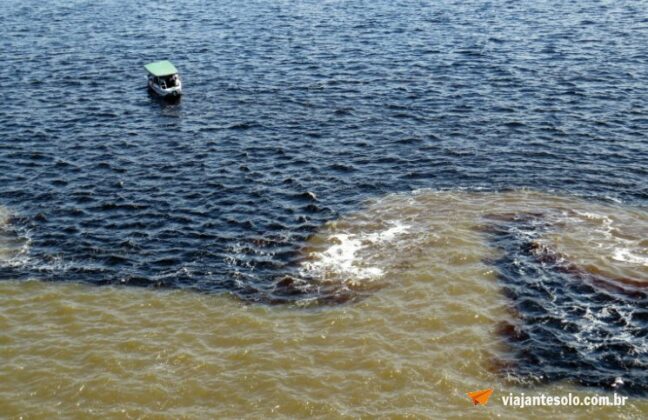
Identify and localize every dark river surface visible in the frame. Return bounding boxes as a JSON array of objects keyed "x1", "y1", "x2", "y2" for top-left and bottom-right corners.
[{"x1": 2, "y1": 0, "x2": 648, "y2": 399}]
